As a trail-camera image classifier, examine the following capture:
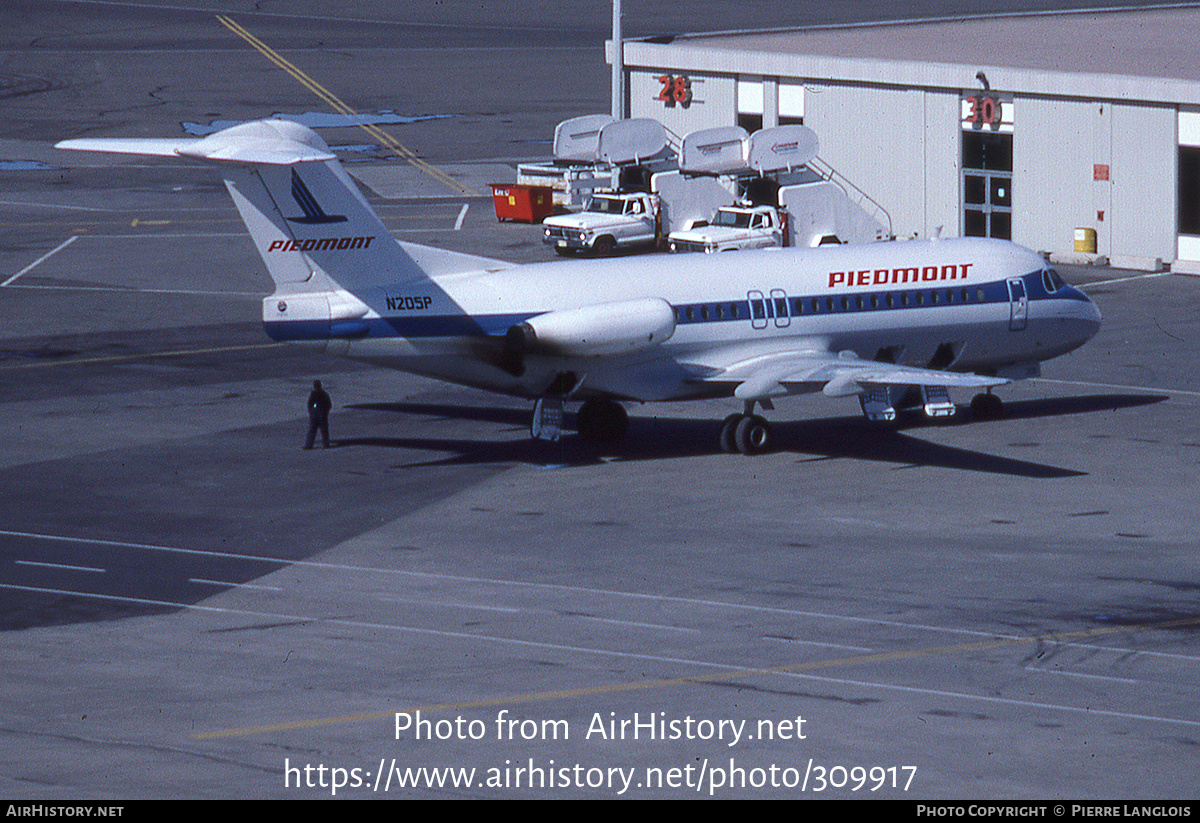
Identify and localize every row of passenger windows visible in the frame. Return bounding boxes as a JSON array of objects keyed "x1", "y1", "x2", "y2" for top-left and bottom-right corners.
[{"x1": 674, "y1": 286, "x2": 989, "y2": 323}]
